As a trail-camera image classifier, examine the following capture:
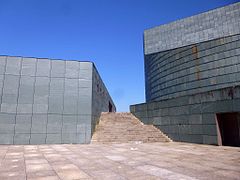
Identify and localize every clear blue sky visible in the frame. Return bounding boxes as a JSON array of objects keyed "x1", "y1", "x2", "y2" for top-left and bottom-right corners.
[{"x1": 0, "y1": 0, "x2": 237, "y2": 112}]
